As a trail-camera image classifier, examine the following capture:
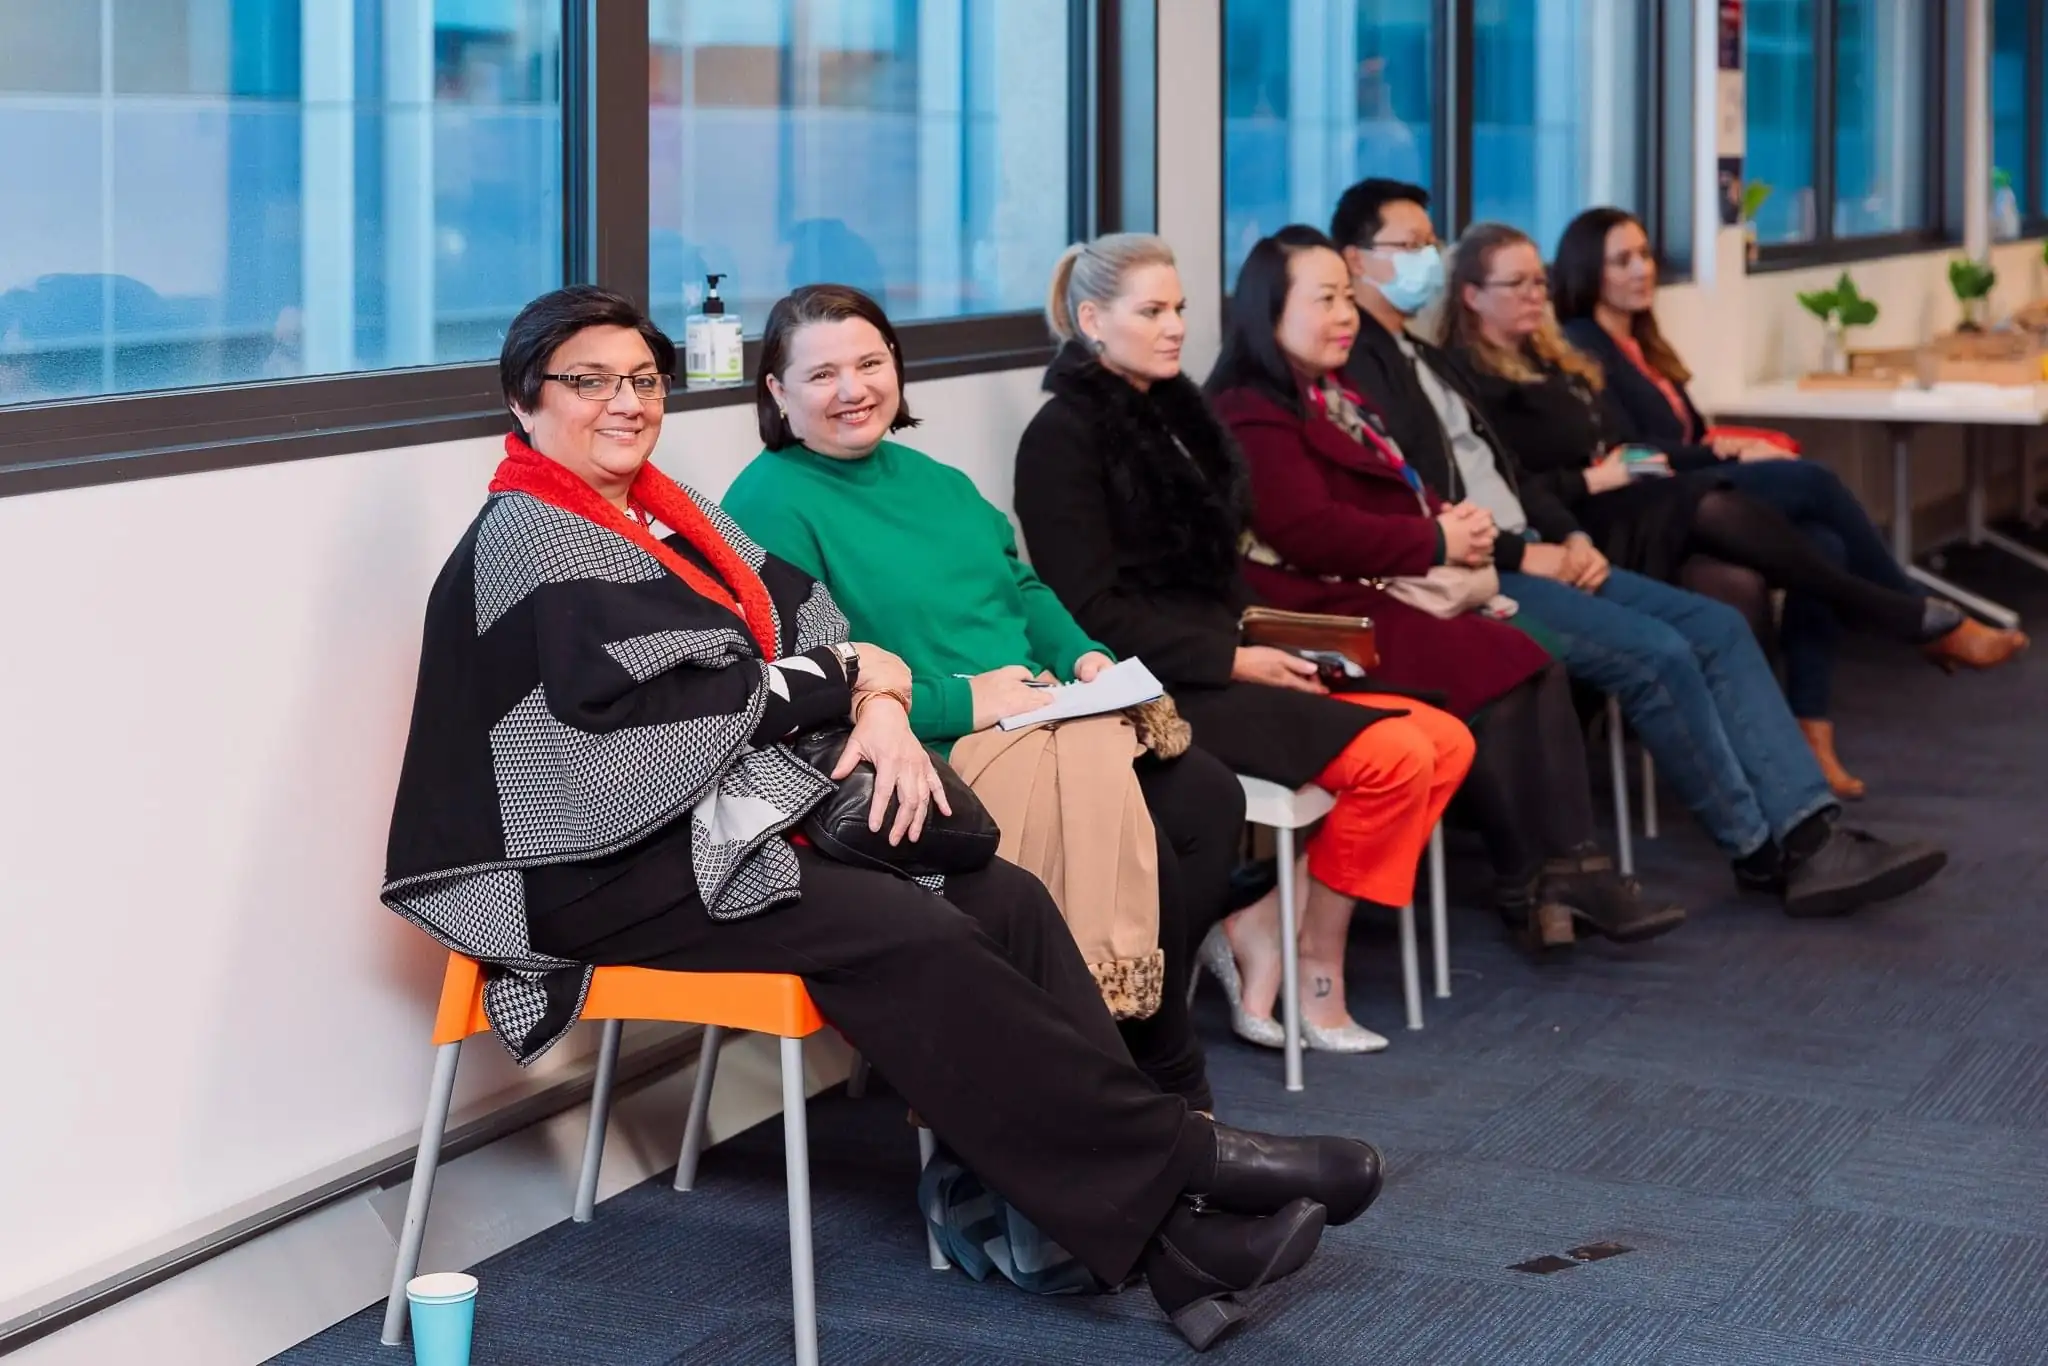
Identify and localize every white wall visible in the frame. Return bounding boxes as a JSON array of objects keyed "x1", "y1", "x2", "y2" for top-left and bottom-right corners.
[{"x1": 0, "y1": 364, "x2": 1046, "y2": 1326}]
